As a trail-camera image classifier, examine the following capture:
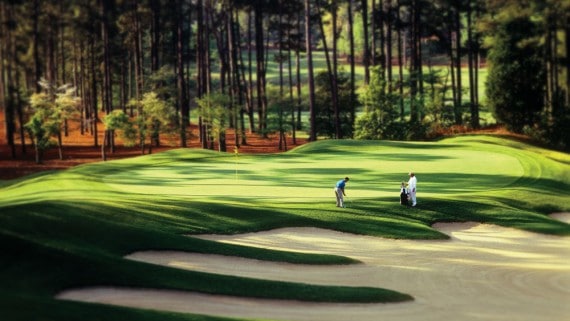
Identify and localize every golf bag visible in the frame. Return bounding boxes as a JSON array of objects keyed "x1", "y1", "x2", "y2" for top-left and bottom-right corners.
[{"x1": 400, "y1": 189, "x2": 409, "y2": 206}]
